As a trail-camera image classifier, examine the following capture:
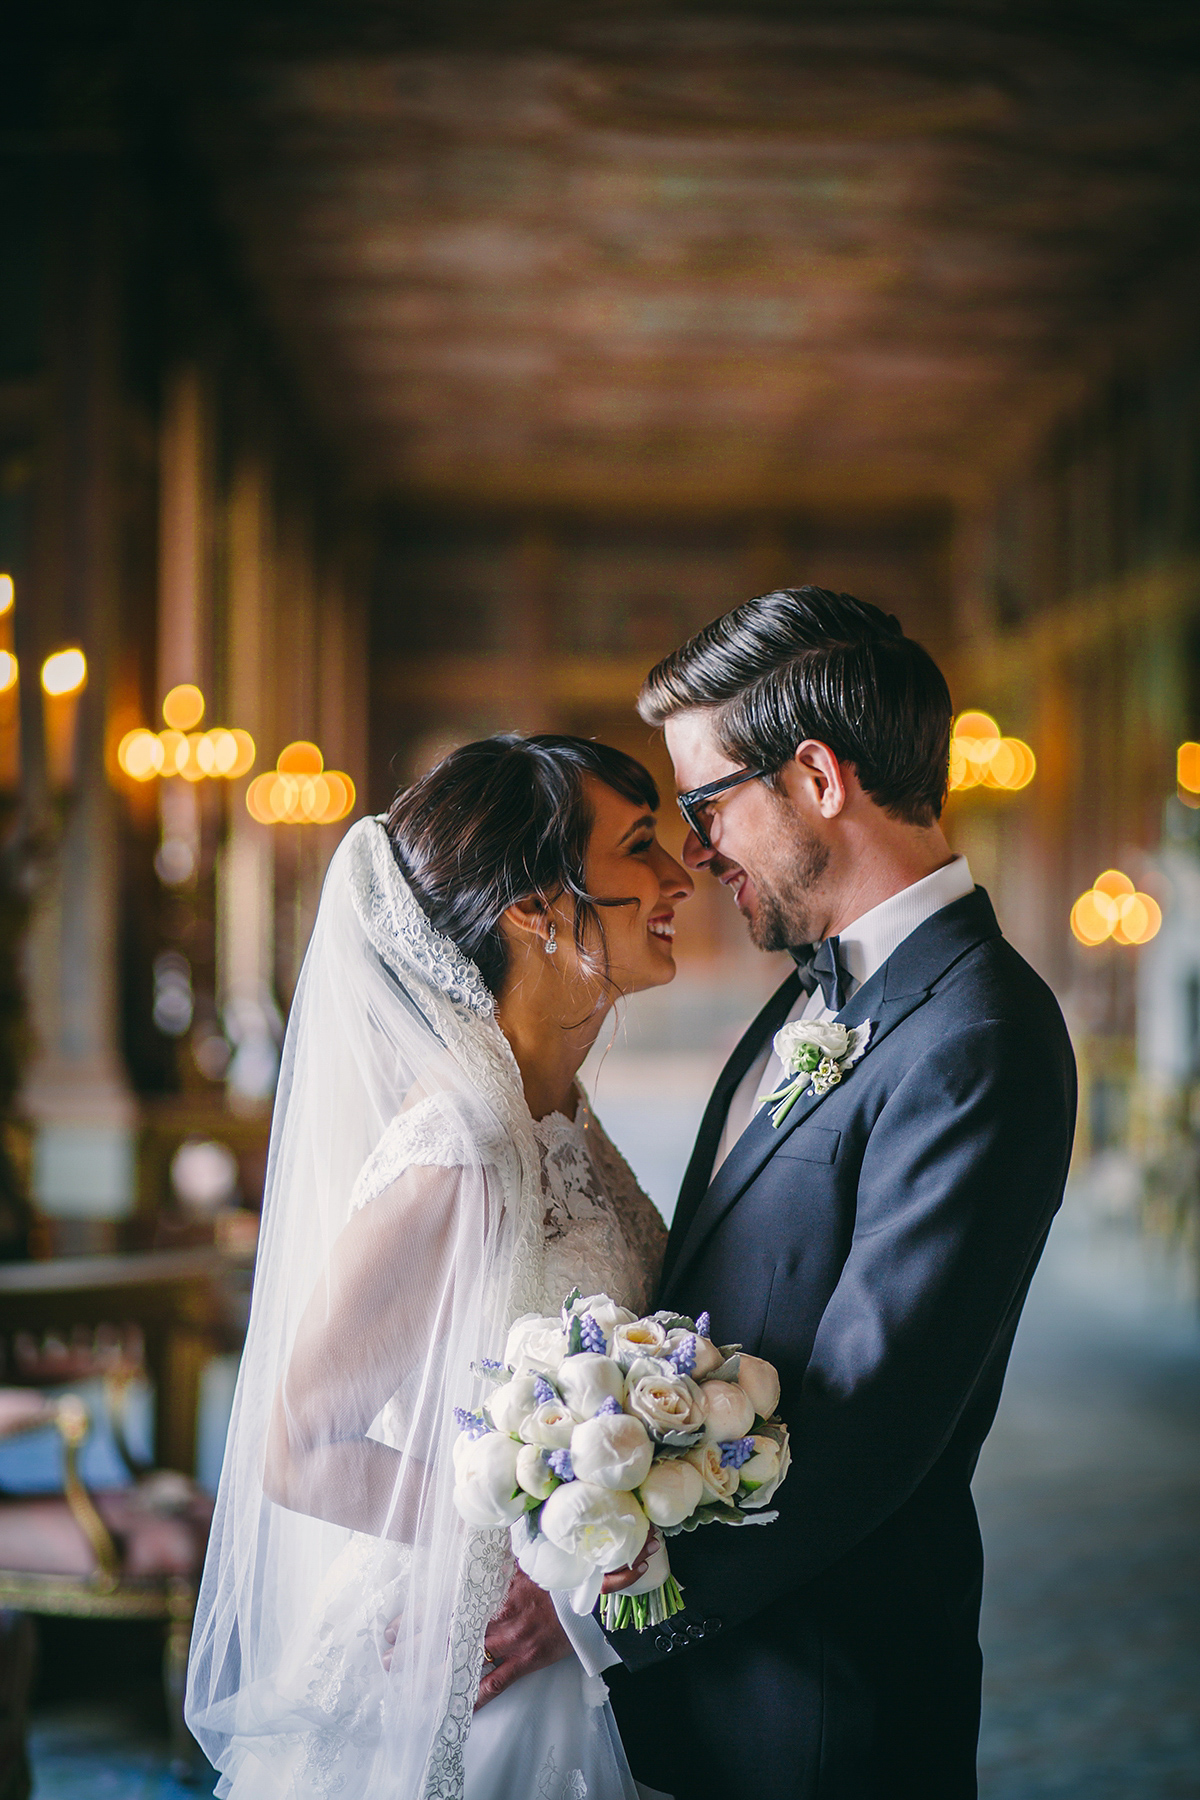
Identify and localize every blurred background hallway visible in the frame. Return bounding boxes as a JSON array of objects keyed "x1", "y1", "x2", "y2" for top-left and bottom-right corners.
[{"x1": 0, "y1": 1, "x2": 1199, "y2": 1792}]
